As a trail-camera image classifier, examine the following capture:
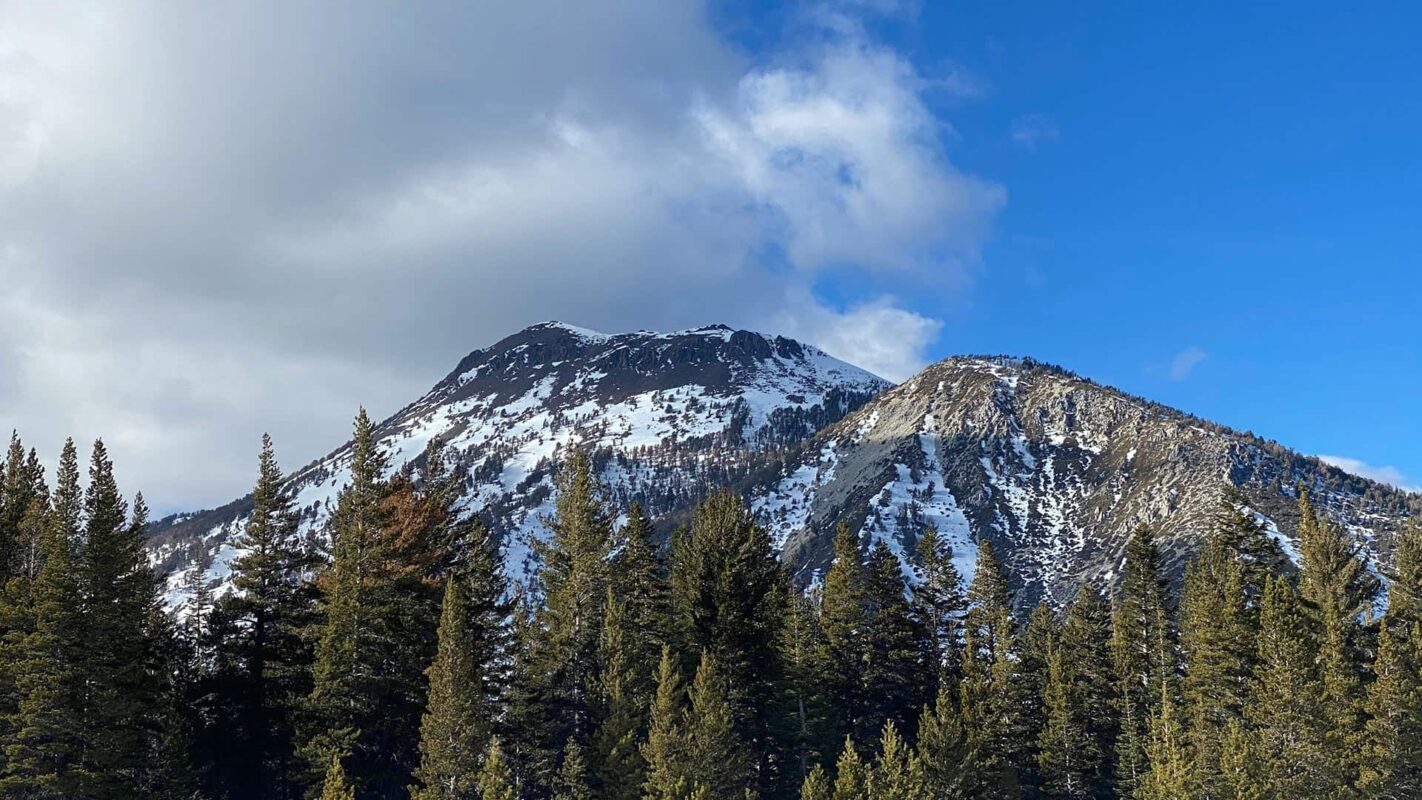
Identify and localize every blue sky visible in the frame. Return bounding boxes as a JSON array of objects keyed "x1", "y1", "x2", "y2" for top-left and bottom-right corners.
[
  {"x1": 726, "y1": 2, "x2": 1422, "y2": 487},
  {"x1": 1, "y1": 1, "x2": 1417, "y2": 507}
]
